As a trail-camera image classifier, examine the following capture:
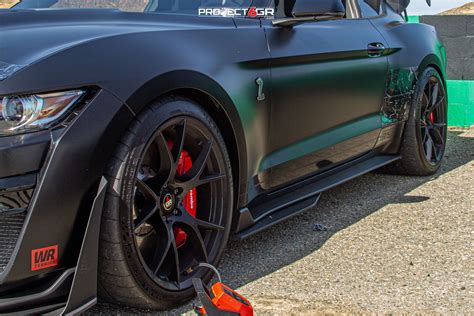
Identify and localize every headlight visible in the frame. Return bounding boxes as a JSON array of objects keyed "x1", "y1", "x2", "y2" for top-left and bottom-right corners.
[{"x1": 0, "y1": 90, "x2": 85, "y2": 136}]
